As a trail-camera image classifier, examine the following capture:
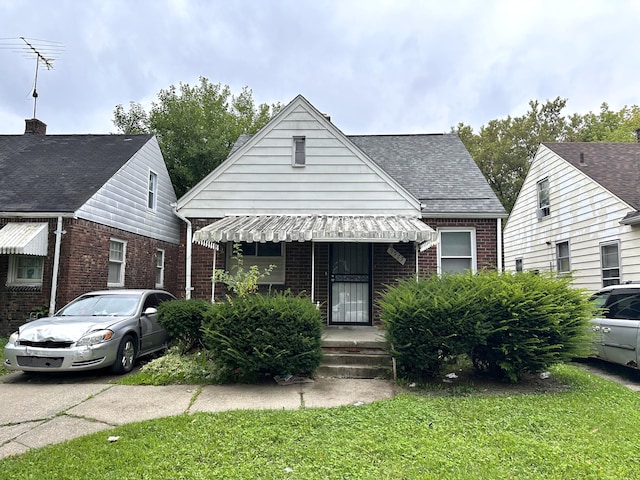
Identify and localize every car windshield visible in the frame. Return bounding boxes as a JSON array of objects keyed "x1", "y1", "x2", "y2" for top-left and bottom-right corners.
[{"x1": 57, "y1": 295, "x2": 140, "y2": 317}]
